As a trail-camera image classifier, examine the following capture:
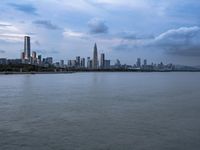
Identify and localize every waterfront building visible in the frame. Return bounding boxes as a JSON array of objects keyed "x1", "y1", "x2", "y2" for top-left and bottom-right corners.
[
  {"x1": 21, "y1": 52, "x2": 25, "y2": 60},
  {"x1": 143, "y1": 59, "x2": 147, "y2": 66},
  {"x1": 115, "y1": 59, "x2": 121, "y2": 68},
  {"x1": 32, "y1": 51, "x2": 37, "y2": 59},
  {"x1": 45, "y1": 57, "x2": 53, "y2": 65},
  {"x1": 0, "y1": 58, "x2": 7, "y2": 65},
  {"x1": 81, "y1": 58, "x2": 85, "y2": 68},
  {"x1": 68, "y1": 60, "x2": 76, "y2": 68},
  {"x1": 105, "y1": 60, "x2": 111, "y2": 69},
  {"x1": 24, "y1": 36, "x2": 31, "y2": 60},
  {"x1": 38, "y1": 55, "x2": 42, "y2": 64},
  {"x1": 100, "y1": 53, "x2": 105, "y2": 69},
  {"x1": 92, "y1": 43, "x2": 98, "y2": 69},
  {"x1": 136, "y1": 58, "x2": 141, "y2": 68},
  {"x1": 76, "y1": 56, "x2": 80, "y2": 67},
  {"x1": 60, "y1": 60, "x2": 64, "y2": 67},
  {"x1": 87, "y1": 57, "x2": 92, "y2": 69}
]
